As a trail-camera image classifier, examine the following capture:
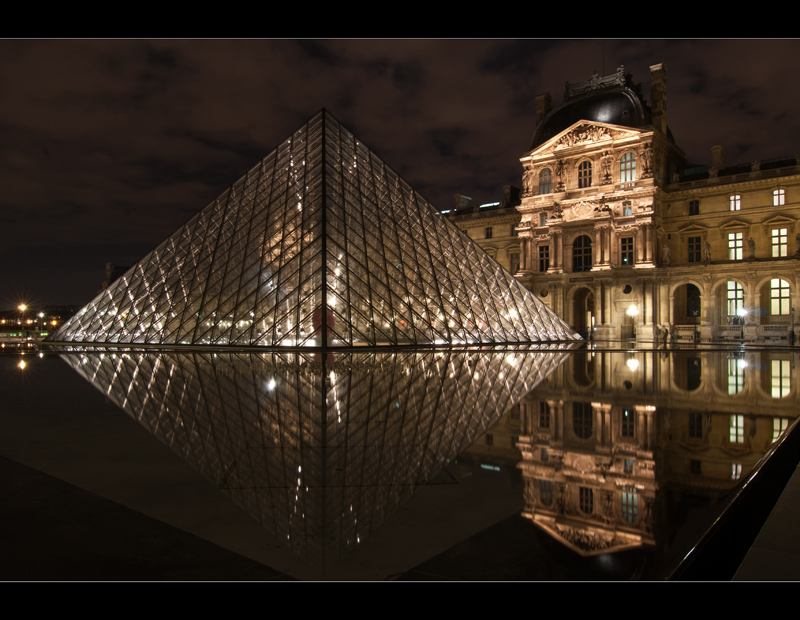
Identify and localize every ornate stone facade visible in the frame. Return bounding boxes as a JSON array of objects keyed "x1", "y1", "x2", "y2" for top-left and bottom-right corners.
[{"x1": 449, "y1": 63, "x2": 800, "y2": 343}]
